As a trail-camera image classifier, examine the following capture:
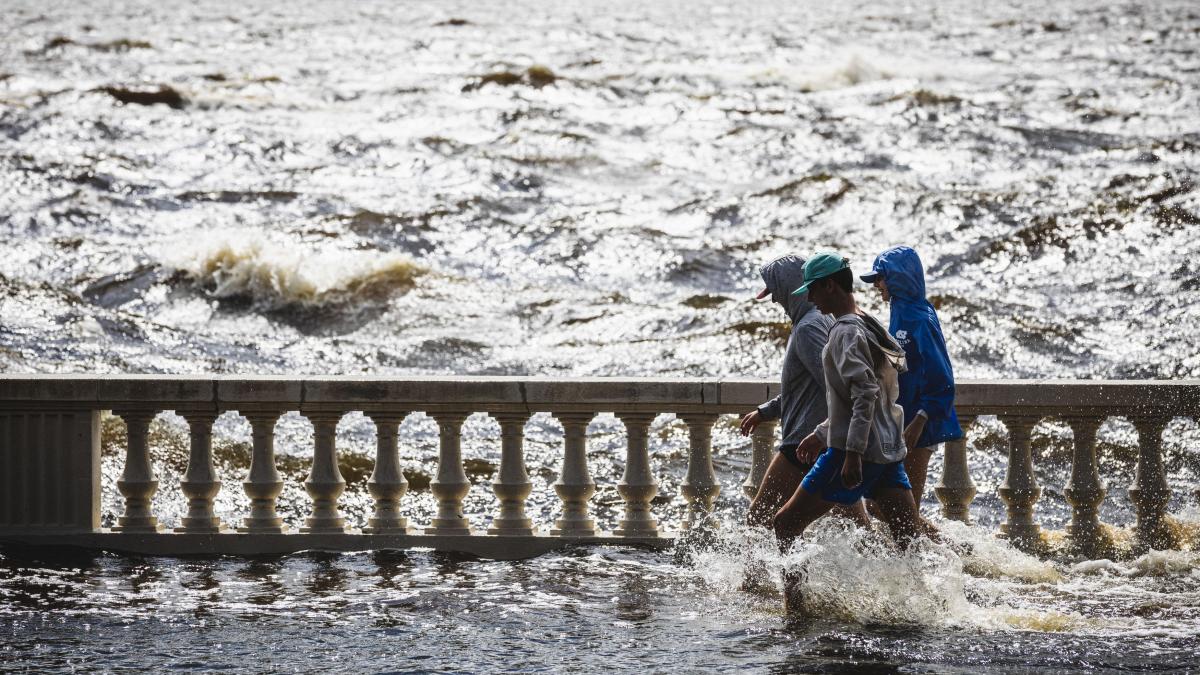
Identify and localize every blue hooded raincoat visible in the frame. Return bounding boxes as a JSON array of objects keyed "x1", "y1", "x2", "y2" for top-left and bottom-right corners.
[{"x1": 869, "y1": 246, "x2": 963, "y2": 448}]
